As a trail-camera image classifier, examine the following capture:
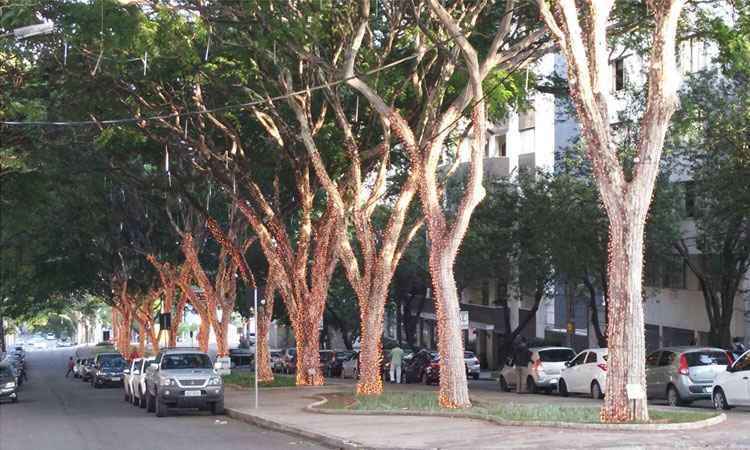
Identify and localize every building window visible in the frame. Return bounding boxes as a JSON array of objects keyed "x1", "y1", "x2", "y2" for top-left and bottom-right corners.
[
  {"x1": 612, "y1": 58, "x2": 626, "y2": 91},
  {"x1": 645, "y1": 256, "x2": 686, "y2": 290},
  {"x1": 684, "y1": 181, "x2": 696, "y2": 217},
  {"x1": 495, "y1": 134, "x2": 507, "y2": 157},
  {"x1": 518, "y1": 108, "x2": 535, "y2": 130},
  {"x1": 518, "y1": 152, "x2": 536, "y2": 174}
]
